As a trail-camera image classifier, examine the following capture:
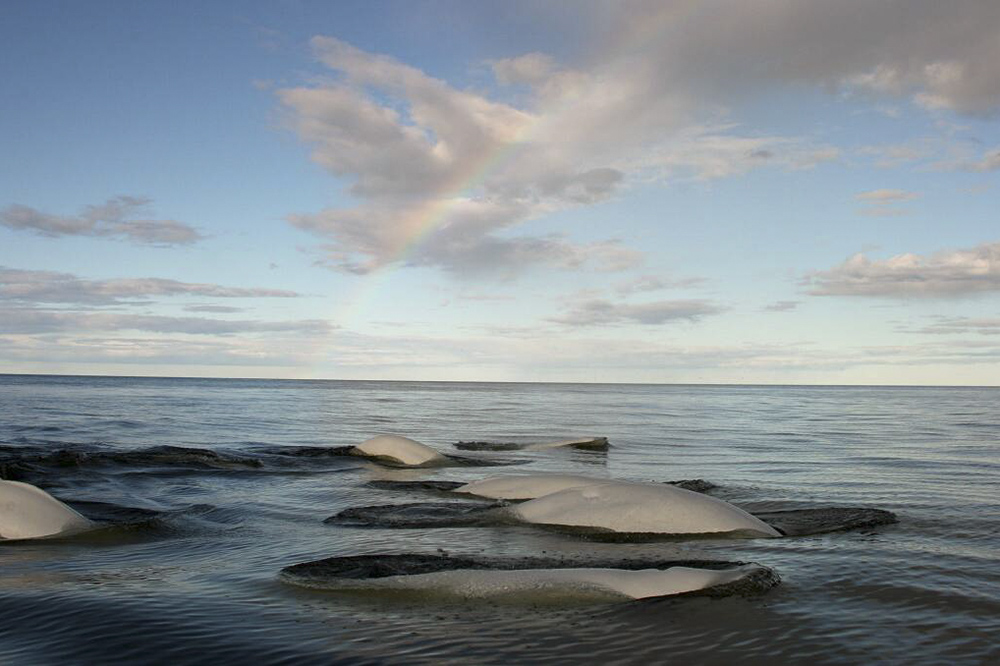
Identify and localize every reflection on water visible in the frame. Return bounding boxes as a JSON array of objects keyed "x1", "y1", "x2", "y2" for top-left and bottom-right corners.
[{"x1": 1, "y1": 375, "x2": 999, "y2": 664}]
